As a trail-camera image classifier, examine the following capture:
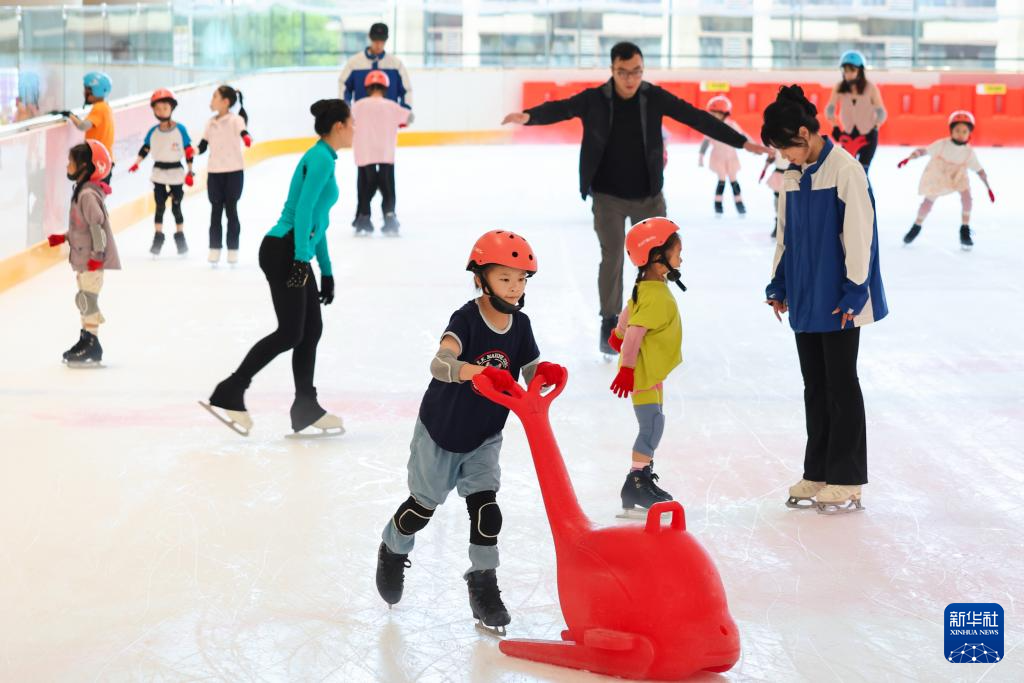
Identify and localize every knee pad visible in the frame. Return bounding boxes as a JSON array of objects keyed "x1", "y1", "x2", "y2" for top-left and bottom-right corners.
[
  {"x1": 715, "y1": 180, "x2": 726, "y2": 195},
  {"x1": 466, "y1": 491, "x2": 502, "y2": 546},
  {"x1": 392, "y1": 496, "x2": 434, "y2": 536},
  {"x1": 75, "y1": 290, "x2": 100, "y2": 317}
]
